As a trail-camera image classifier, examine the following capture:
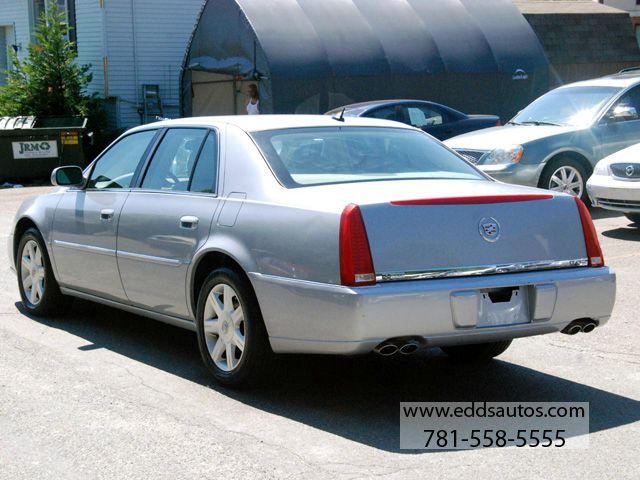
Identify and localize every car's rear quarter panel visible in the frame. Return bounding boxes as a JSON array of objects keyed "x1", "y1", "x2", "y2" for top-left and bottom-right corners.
[{"x1": 206, "y1": 124, "x2": 344, "y2": 283}]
